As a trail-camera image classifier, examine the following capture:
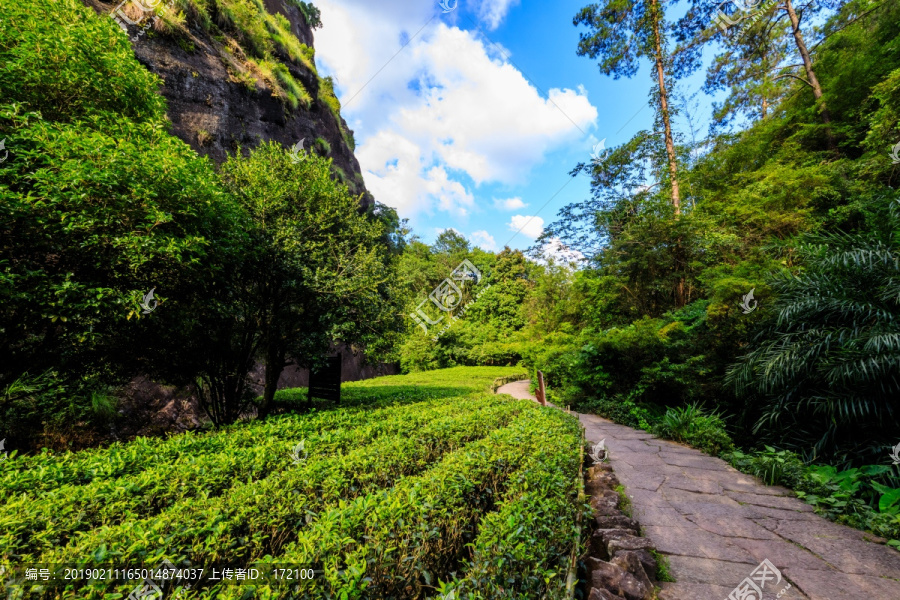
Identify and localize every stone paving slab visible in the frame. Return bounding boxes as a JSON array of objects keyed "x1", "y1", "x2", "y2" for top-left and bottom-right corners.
[
  {"x1": 784, "y1": 568, "x2": 900, "y2": 599},
  {"x1": 579, "y1": 412, "x2": 900, "y2": 600},
  {"x1": 631, "y1": 504, "x2": 694, "y2": 528},
  {"x1": 657, "y1": 581, "x2": 746, "y2": 600},
  {"x1": 685, "y1": 514, "x2": 781, "y2": 540}
]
